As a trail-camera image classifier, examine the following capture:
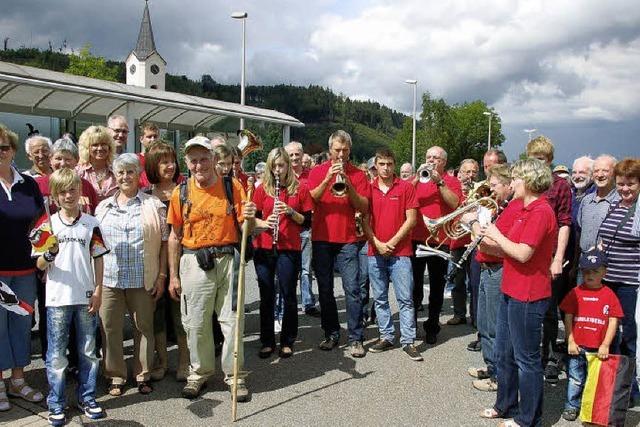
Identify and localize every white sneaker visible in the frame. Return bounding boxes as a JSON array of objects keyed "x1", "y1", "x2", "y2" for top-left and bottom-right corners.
[{"x1": 274, "y1": 319, "x2": 282, "y2": 333}]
